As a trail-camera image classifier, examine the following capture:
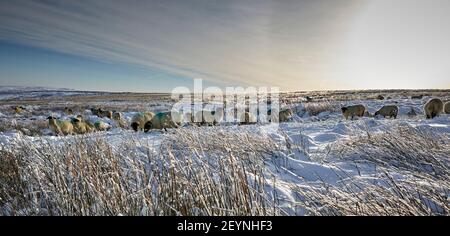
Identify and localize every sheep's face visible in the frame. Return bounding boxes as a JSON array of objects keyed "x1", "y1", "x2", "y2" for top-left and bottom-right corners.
[
  {"x1": 113, "y1": 113, "x2": 121, "y2": 120},
  {"x1": 72, "y1": 118, "x2": 81, "y2": 123},
  {"x1": 47, "y1": 116, "x2": 57, "y2": 125},
  {"x1": 131, "y1": 122, "x2": 140, "y2": 132},
  {"x1": 143, "y1": 121, "x2": 152, "y2": 132}
]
